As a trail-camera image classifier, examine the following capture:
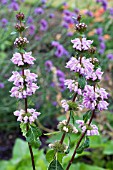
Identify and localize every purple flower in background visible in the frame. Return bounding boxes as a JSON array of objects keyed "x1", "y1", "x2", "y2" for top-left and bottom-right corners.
[
  {"x1": 45, "y1": 60, "x2": 53, "y2": 71},
  {"x1": 99, "y1": 42, "x2": 106, "y2": 54},
  {"x1": 109, "y1": 8, "x2": 113, "y2": 16},
  {"x1": 107, "y1": 54, "x2": 113, "y2": 60},
  {"x1": 0, "y1": 82, "x2": 4, "y2": 88},
  {"x1": 9, "y1": 2, "x2": 19, "y2": 11},
  {"x1": 40, "y1": 19, "x2": 48, "y2": 31},
  {"x1": 57, "y1": 69, "x2": 65, "y2": 91},
  {"x1": 1, "y1": 18, "x2": 8, "y2": 28},
  {"x1": 41, "y1": 0, "x2": 47, "y2": 4},
  {"x1": 29, "y1": 25, "x2": 36, "y2": 35},
  {"x1": 96, "y1": 28, "x2": 103, "y2": 35},
  {"x1": 74, "y1": 8, "x2": 79, "y2": 14},
  {"x1": 0, "y1": 0, "x2": 7, "y2": 4},
  {"x1": 27, "y1": 16, "x2": 33, "y2": 24},
  {"x1": 98, "y1": 36, "x2": 104, "y2": 42},
  {"x1": 49, "y1": 13, "x2": 55, "y2": 19},
  {"x1": 96, "y1": 0, "x2": 107, "y2": 10},
  {"x1": 85, "y1": 10, "x2": 93, "y2": 17},
  {"x1": 52, "y1": 101, "x2": 57, "y2": 106},
  {"x1": 57, "y1": 70, "x2": 65, "y2": 78},
  {"x1": 34, "y1": 7, "x2": 44, "y2": 15},
  {"x1": 52, "y1": 41, "x2": 69, "y2": 58}
]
